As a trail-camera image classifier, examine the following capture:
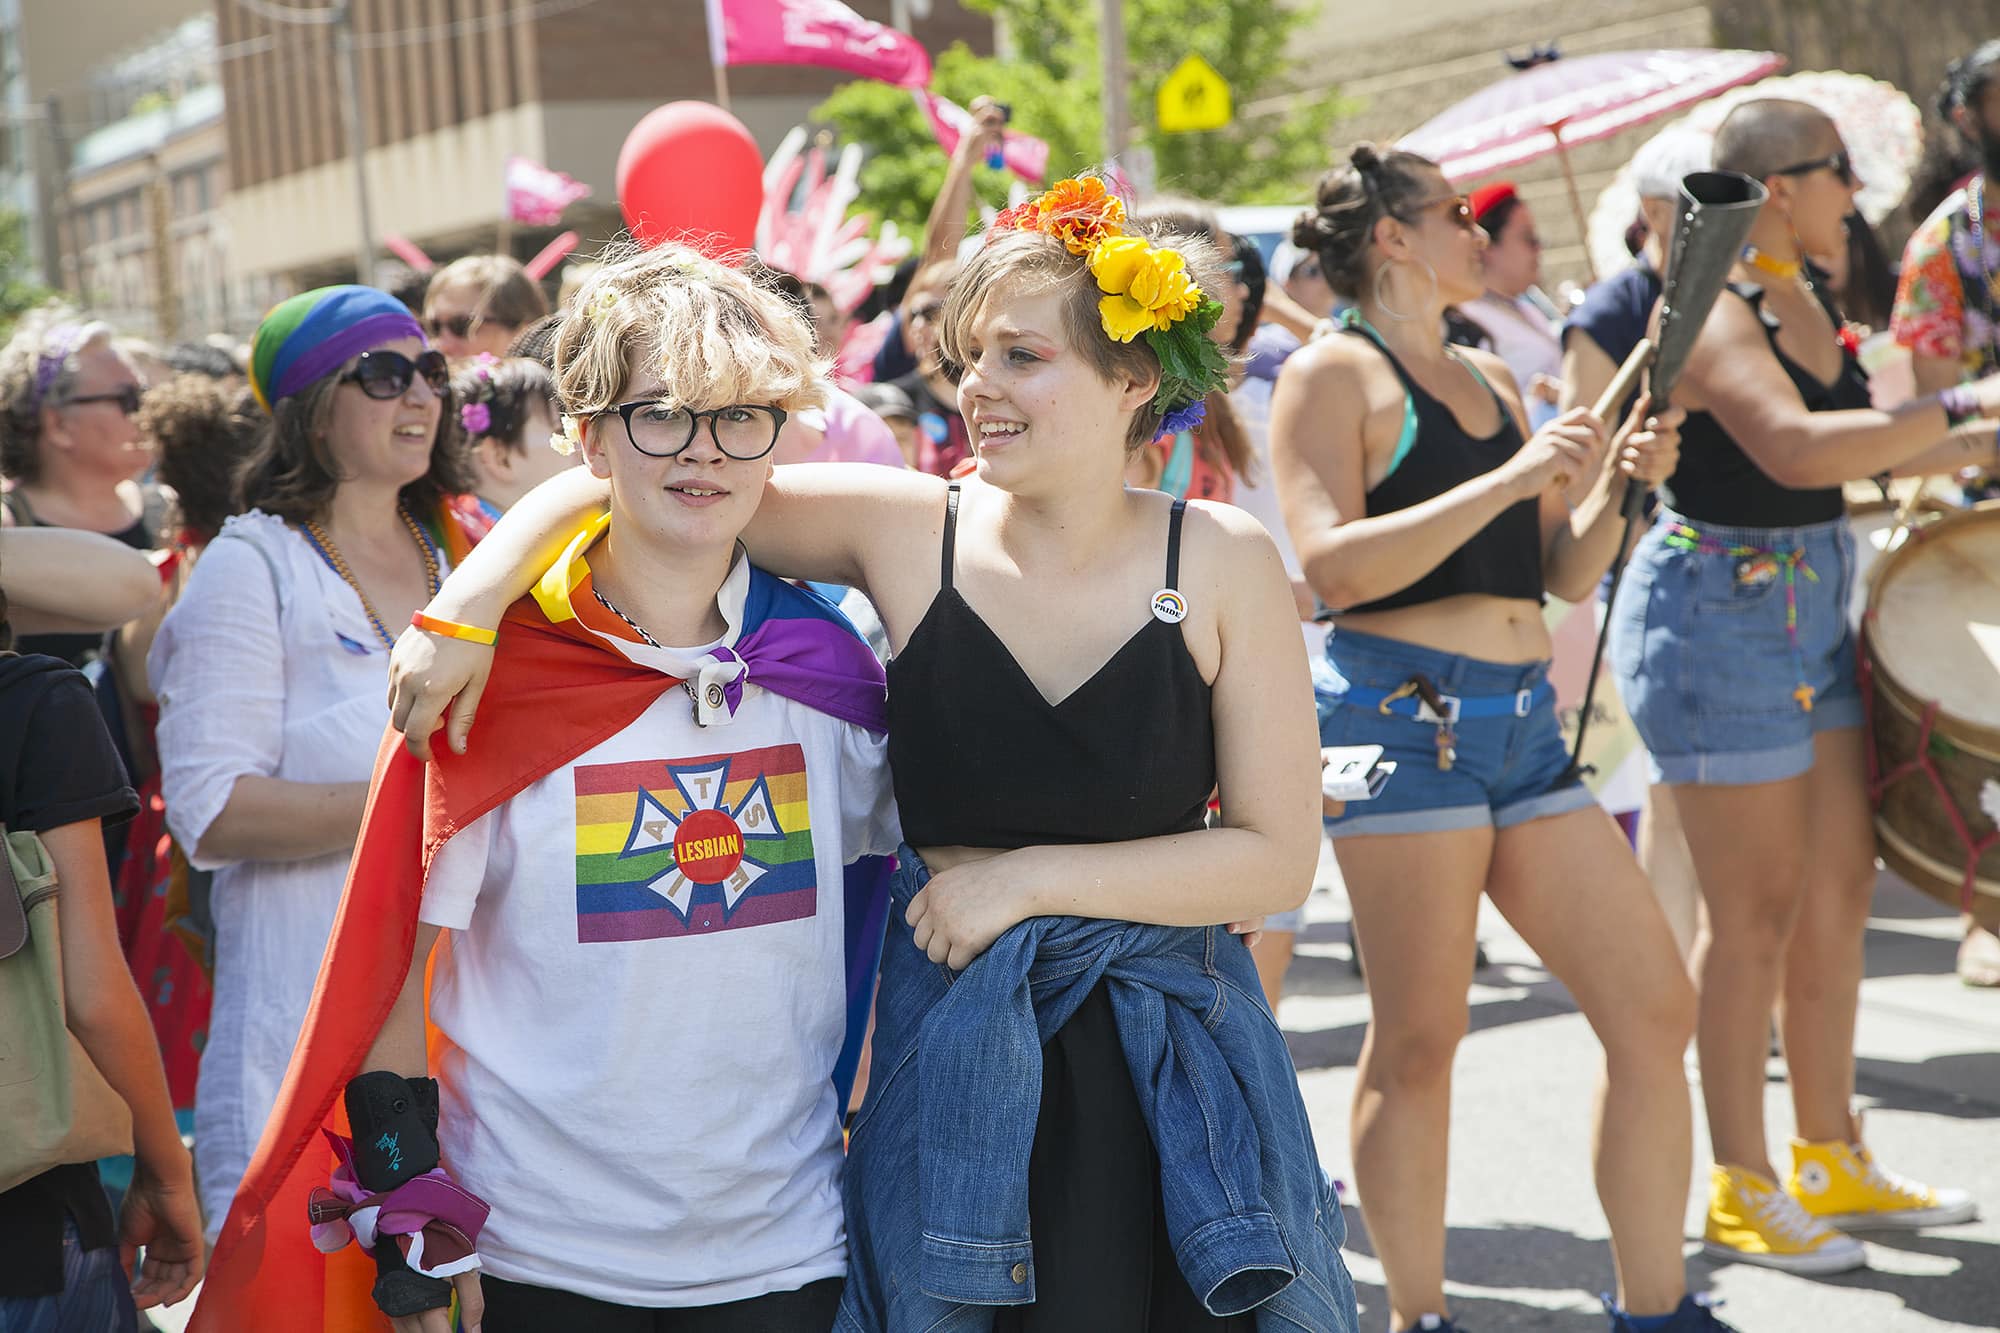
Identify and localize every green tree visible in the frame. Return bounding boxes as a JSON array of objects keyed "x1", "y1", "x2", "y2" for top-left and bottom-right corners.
[
  {"x1": 813, "y1": 0, "x2": 1347, "y2": 236},
  {"x1": 0, "y1": 208, "x2": 55, "y2": 342}
]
